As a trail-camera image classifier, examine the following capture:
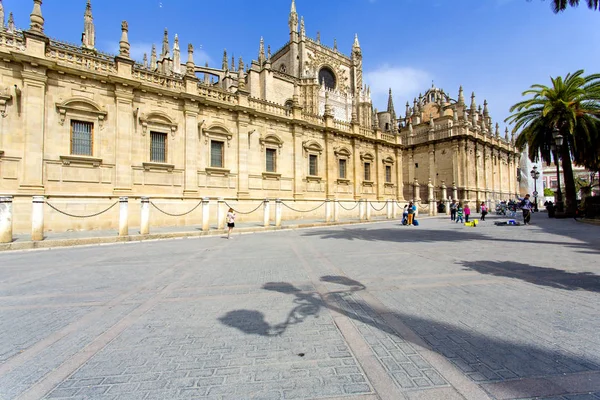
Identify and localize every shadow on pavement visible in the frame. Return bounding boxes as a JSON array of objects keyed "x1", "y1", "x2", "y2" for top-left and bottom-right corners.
[
  {"x1": 461, "y1": 260, "x2": 600, "y2": 293},
  {"x1": 219, "y1": 276, "x2": 600, "y2": 398}
]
